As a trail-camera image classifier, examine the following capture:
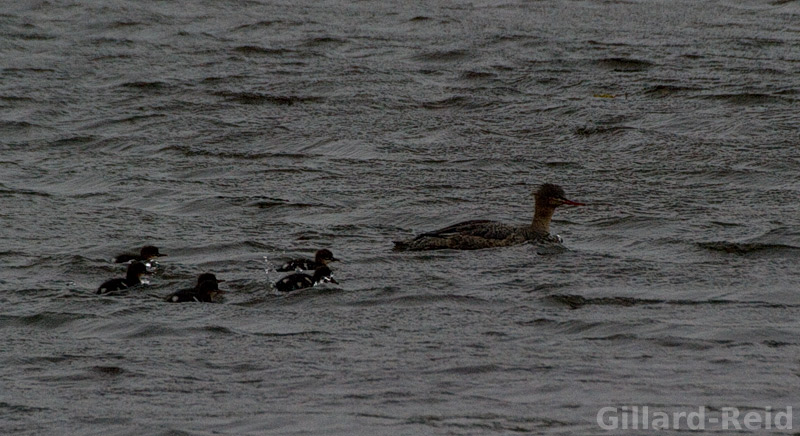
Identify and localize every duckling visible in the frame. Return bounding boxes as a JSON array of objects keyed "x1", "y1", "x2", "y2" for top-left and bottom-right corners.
[
  {"x1": 274, "y1": 266, "x2": 338, "y2": 293},
  {"x1": 97, "y1": 261, "x2": 147, "y2": 294},
  {"x1": 277, "y1": 249, "x2": 338, "y2": 272}
]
